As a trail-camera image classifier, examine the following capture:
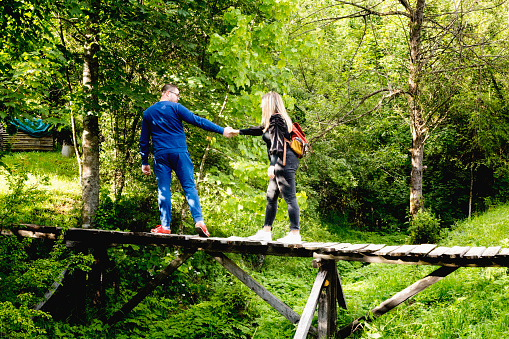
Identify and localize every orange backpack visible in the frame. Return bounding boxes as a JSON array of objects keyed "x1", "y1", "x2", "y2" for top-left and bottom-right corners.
[{"x1": 283, "y1": 122, "x2": 311, "y2": 165}]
